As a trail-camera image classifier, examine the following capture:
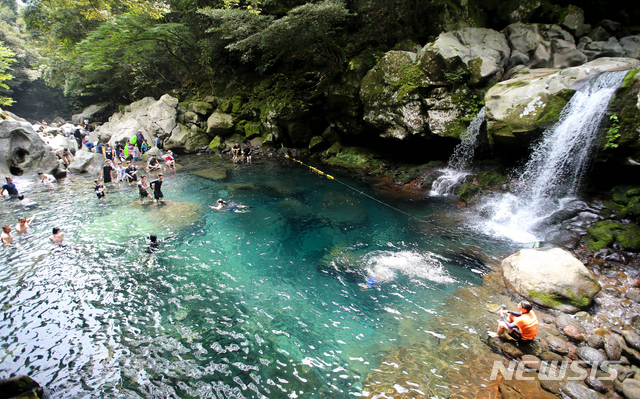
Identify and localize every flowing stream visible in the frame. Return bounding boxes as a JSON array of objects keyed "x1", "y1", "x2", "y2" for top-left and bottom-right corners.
[
  {"x1": 430, "y1": 108, "x2": 486, "y2": 196},
  {"x1": 477, "y1": 71, "x2": 628, "y2": 242}
]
